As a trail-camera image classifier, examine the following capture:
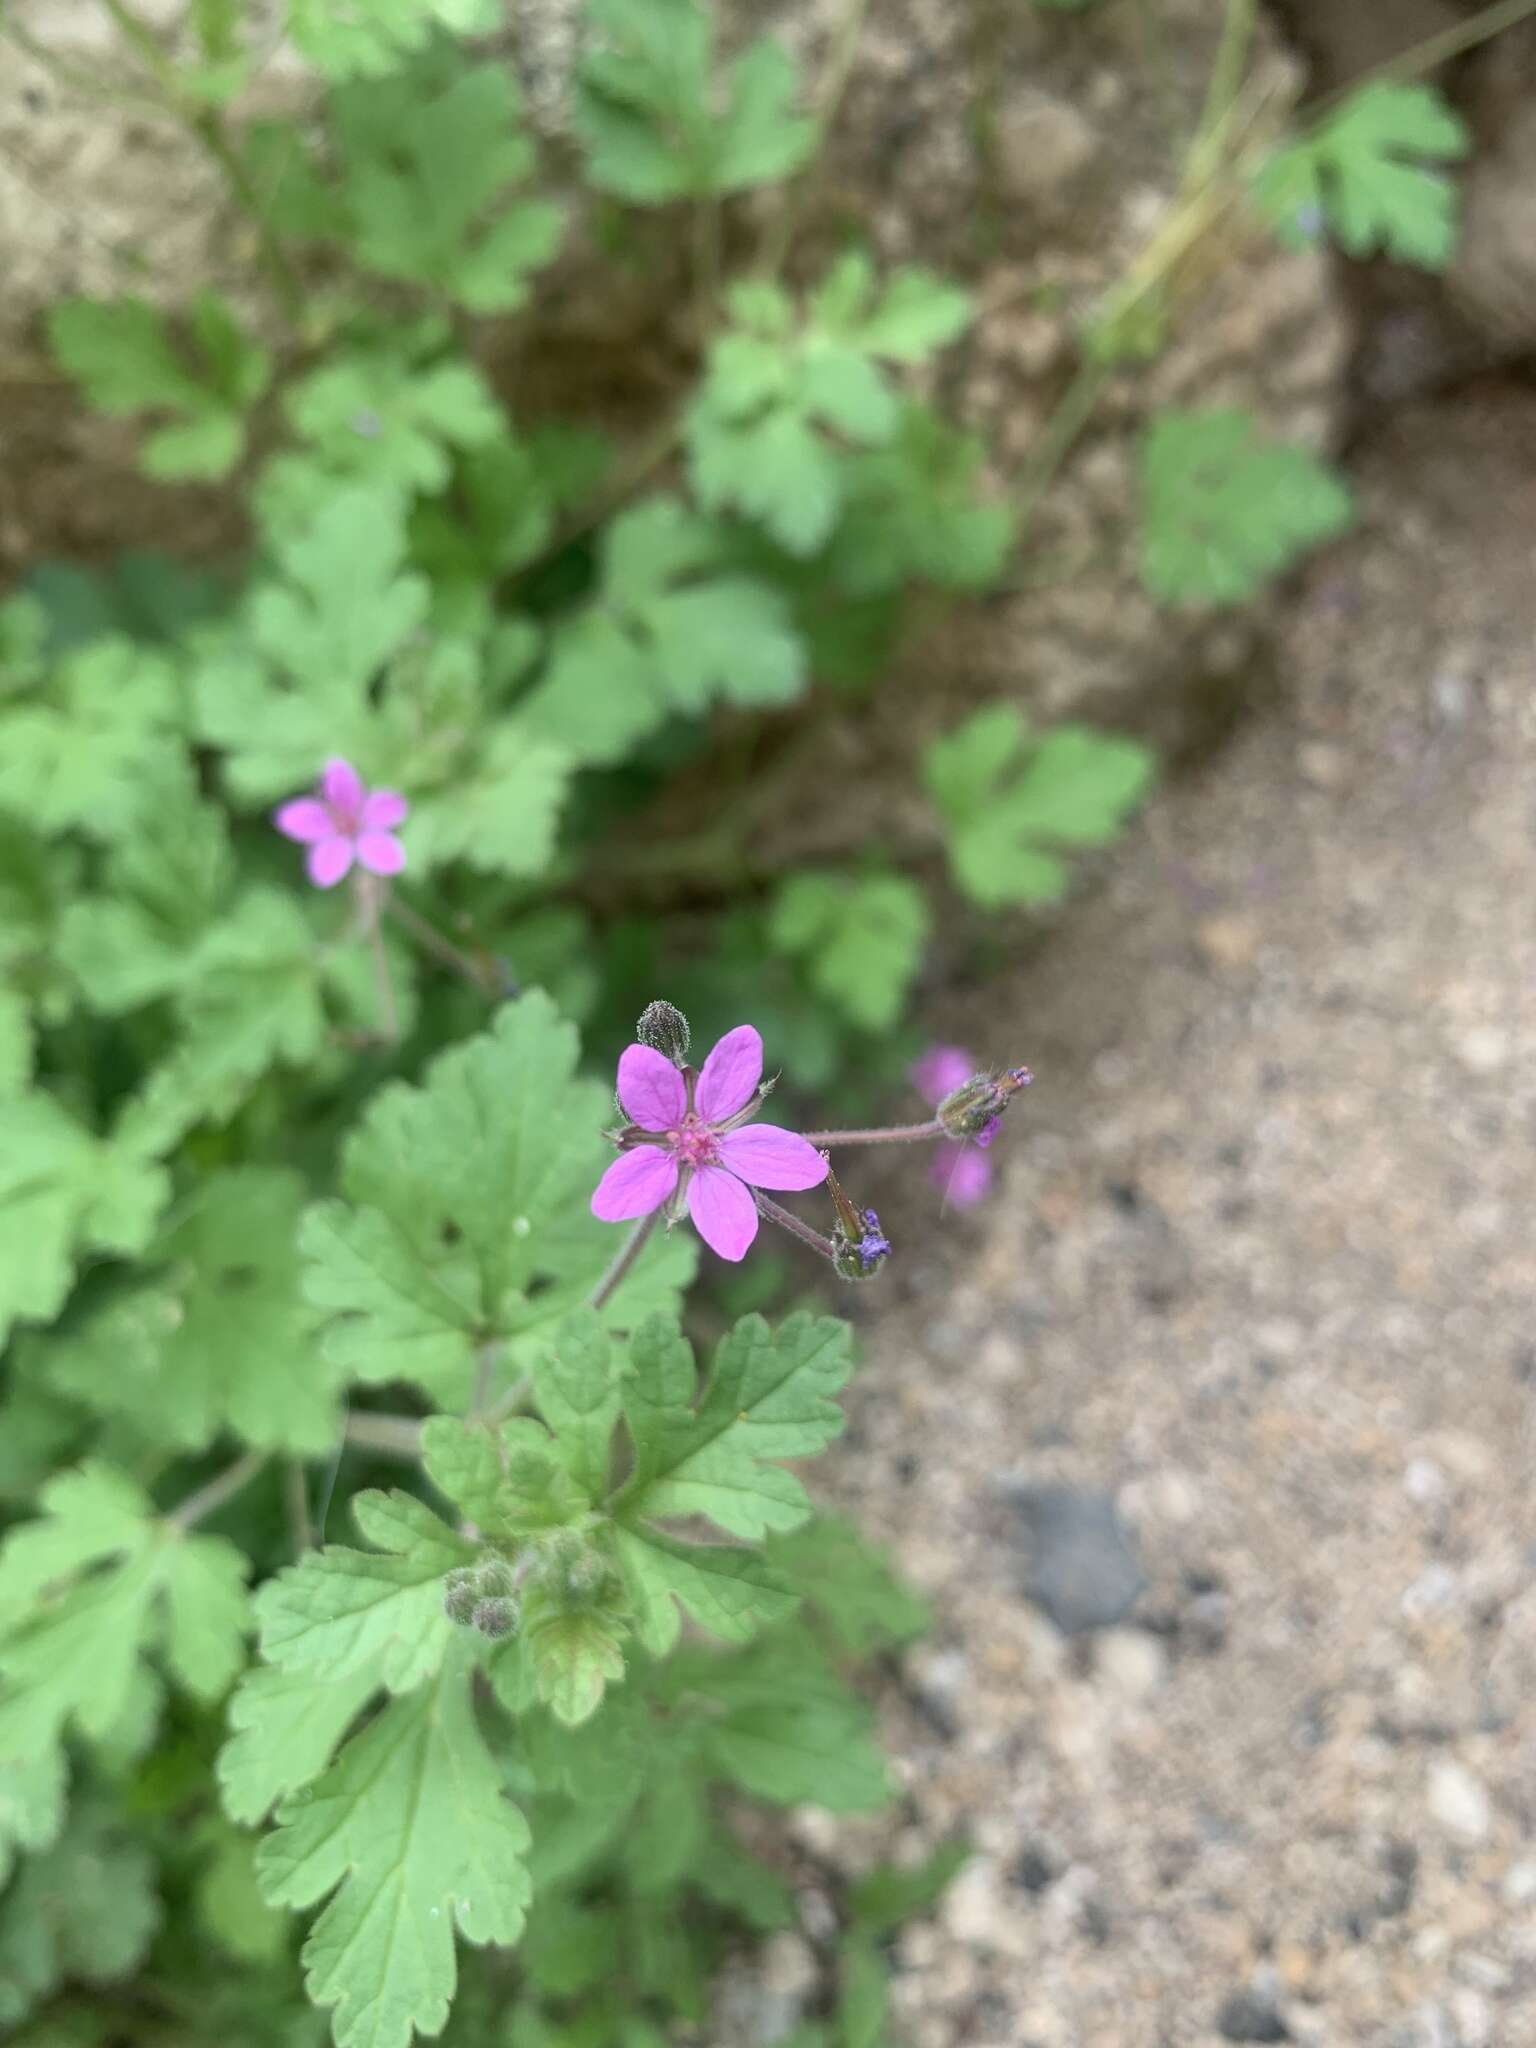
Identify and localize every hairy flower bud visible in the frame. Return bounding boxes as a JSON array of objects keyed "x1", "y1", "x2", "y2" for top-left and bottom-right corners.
[
  {"x1": 475, "y1": 1554, "x2": 518, "y2": 1600},
  {"x1": 472, "y1": 1595, "x2": 520, "y2": 1640},
  {"x1": 442, "y1": 1569, "x2": 478, "y2": 1627},
  {"x1": 935, "y1": 1065, "x2": 1033, "y2": 1142},
  {"x1": 635, "y1": 999, "x2": 691, "y2": 1068}
]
